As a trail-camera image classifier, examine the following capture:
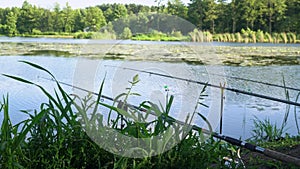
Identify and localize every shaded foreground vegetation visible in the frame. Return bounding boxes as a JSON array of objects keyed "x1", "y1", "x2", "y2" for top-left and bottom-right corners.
[{"x1": 0, "y1": 61, "x2": 299, "y2": 168}]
